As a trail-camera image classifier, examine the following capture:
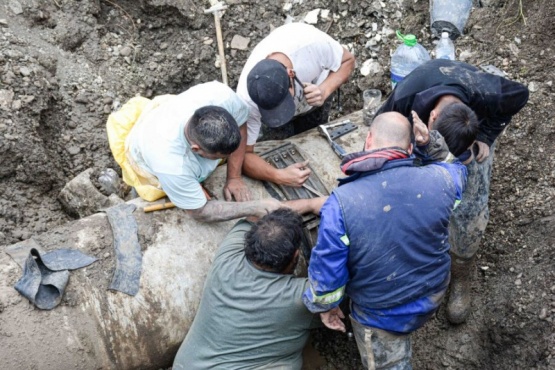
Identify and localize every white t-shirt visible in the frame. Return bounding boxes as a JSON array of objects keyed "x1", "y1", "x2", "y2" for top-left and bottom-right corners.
[
  {"x1": 126, "y1": 81, "x2": 249, "y2": 210},
  {"x1": 237, "y1": 23, "x2": 345, "y2": 145}
]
